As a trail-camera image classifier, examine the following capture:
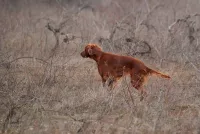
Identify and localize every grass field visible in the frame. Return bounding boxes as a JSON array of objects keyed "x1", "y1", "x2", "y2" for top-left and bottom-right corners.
[{"x1": 0, "y1": 0, "x2": 200, "y2": 133}]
